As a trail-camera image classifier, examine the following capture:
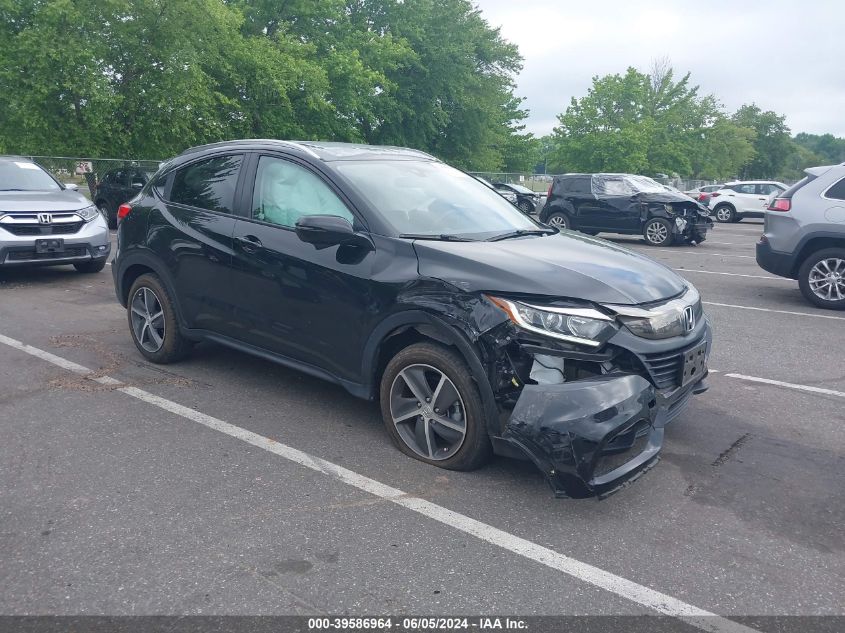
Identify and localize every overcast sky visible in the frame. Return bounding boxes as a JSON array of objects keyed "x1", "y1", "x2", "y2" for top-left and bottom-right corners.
[{"x1": 473, "y1": 0, "x2": 844, "y2": 138}]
